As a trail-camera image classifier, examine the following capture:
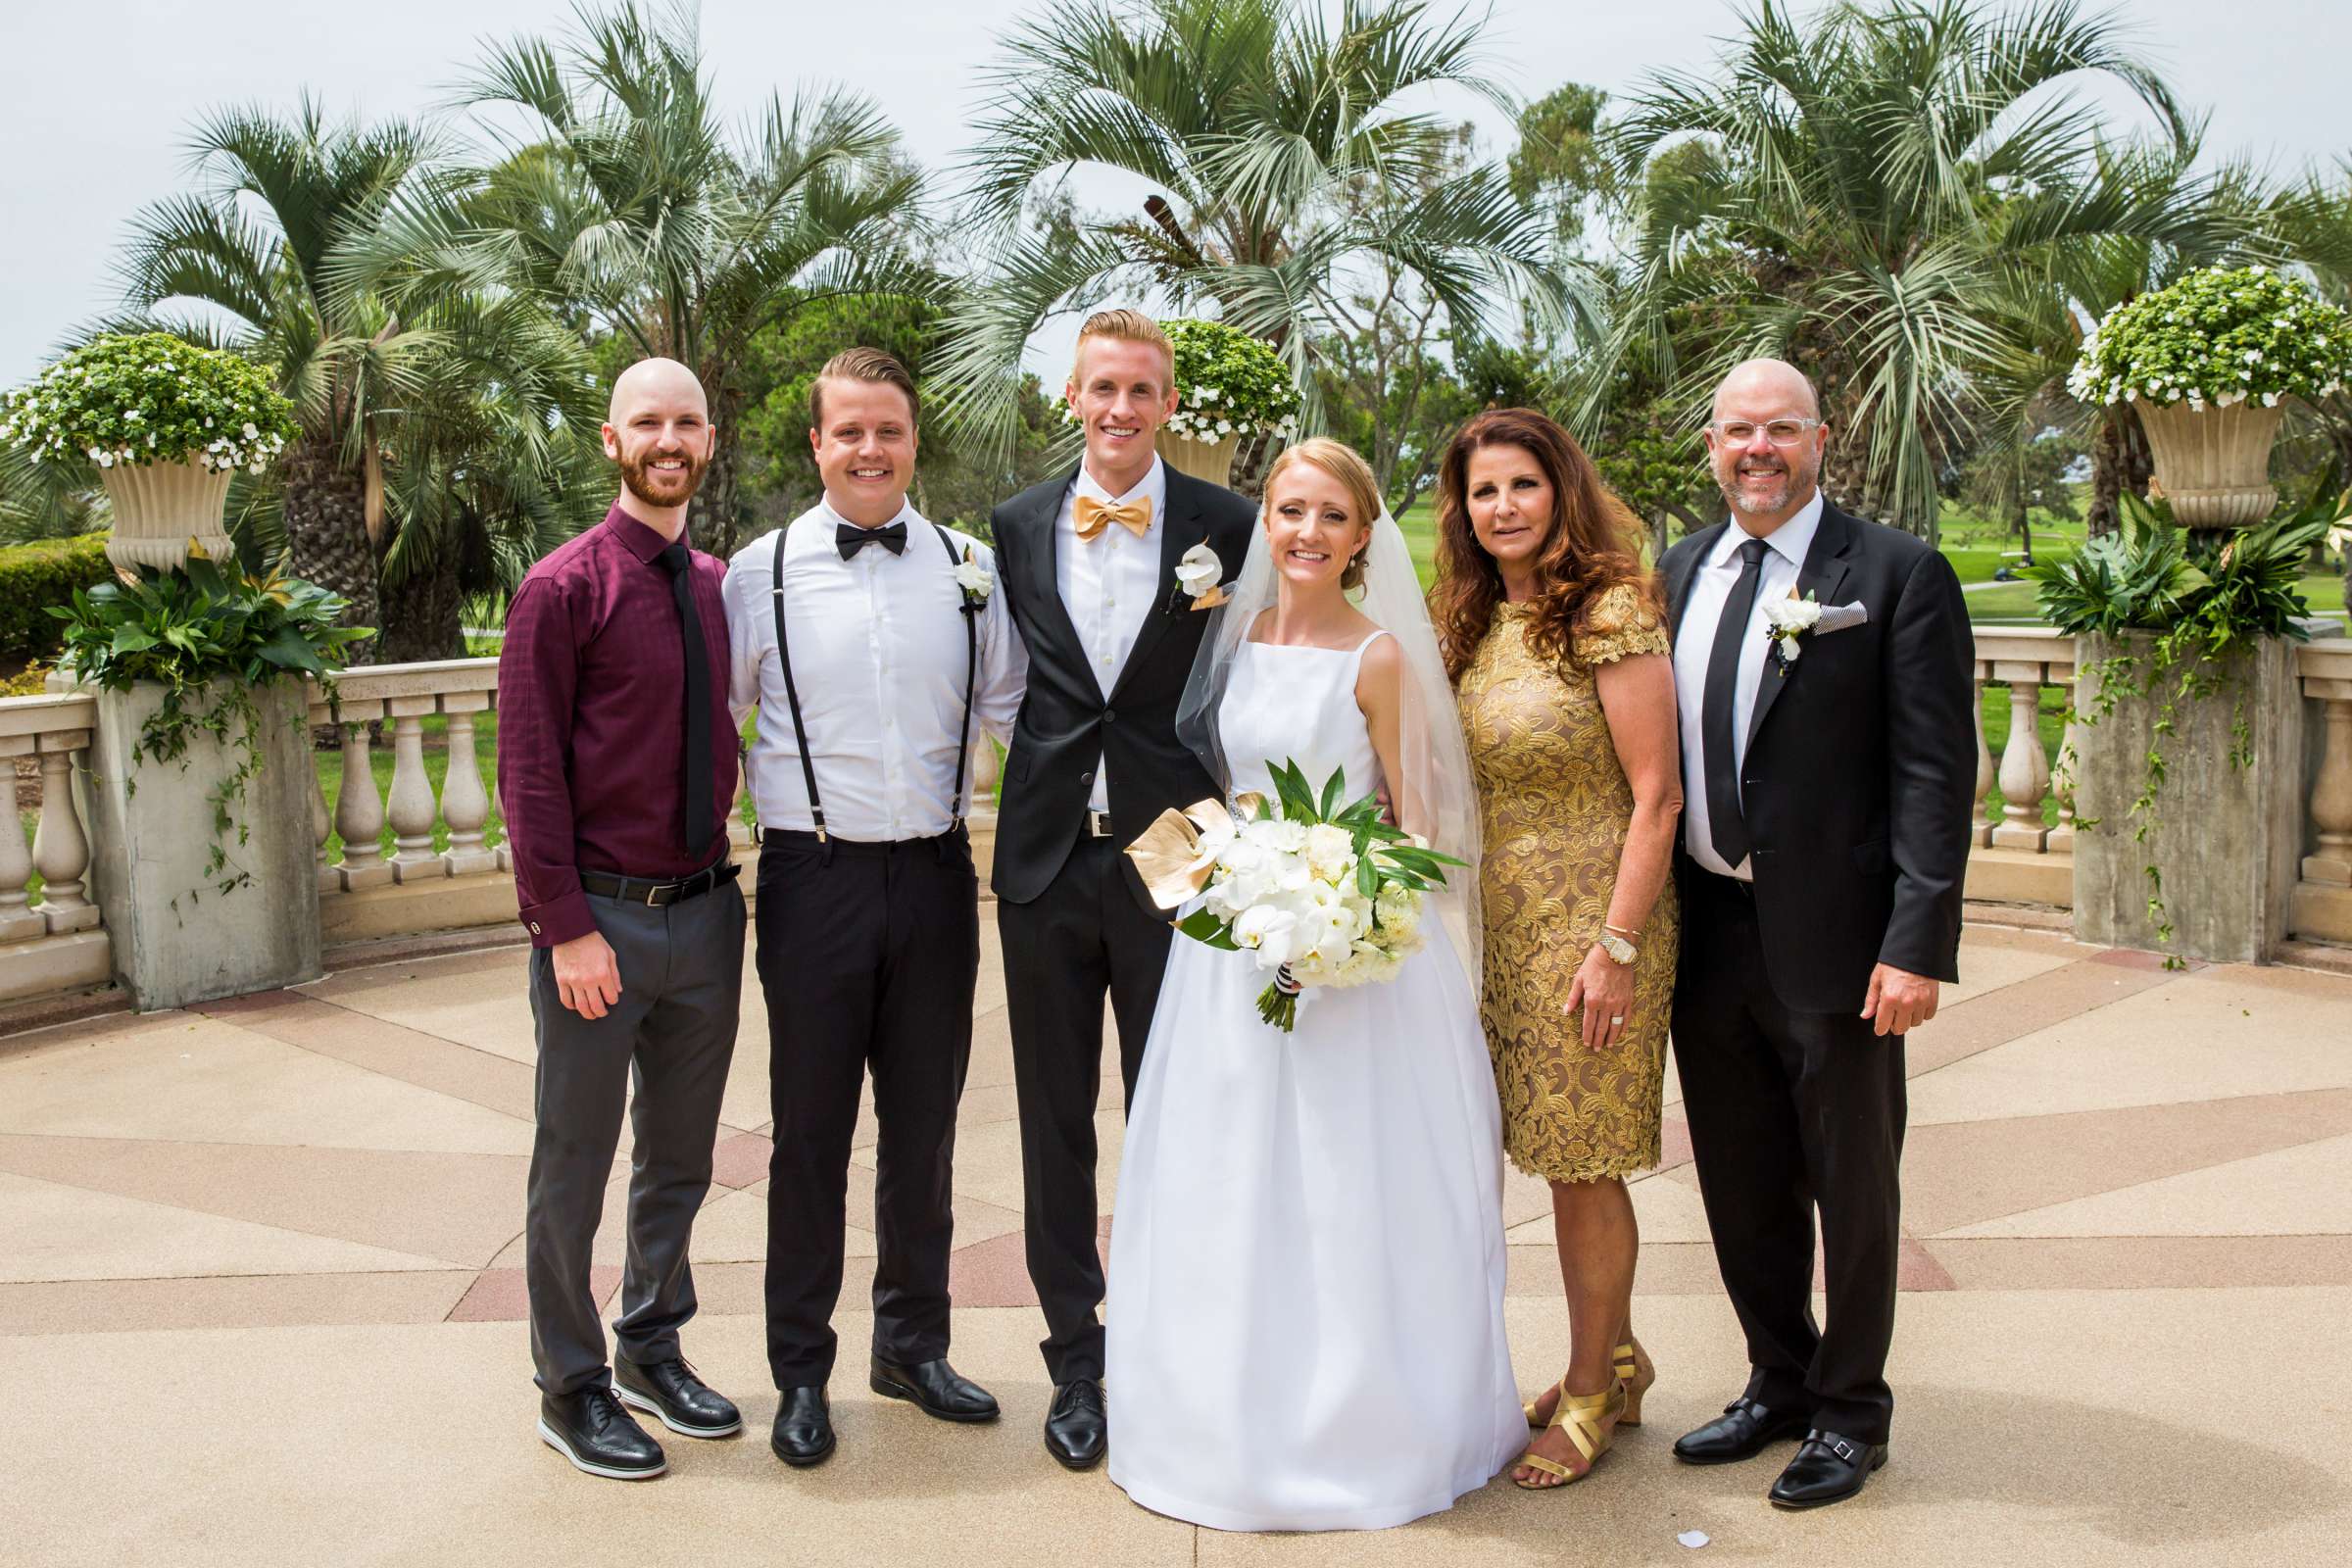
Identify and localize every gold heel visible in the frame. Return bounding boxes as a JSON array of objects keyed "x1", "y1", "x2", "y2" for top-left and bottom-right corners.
[
  {"x1": 1613, "y1": 1339, "x2": 1654, "y2": 1428},
  {"x1": 1511, "y1": 1378, "x2": 1625, "y2": 1490}
]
